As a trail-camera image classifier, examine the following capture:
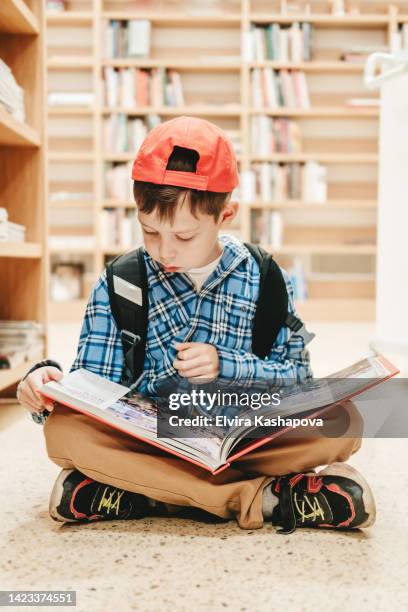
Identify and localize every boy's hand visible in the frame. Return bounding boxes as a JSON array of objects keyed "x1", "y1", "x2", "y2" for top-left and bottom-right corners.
[
  {"x1": 173, "y1": 342, "x2": 219, "y2": 382},
  {"x1": 16, "y1": 366, "x2": 63, "y2": 415}
]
